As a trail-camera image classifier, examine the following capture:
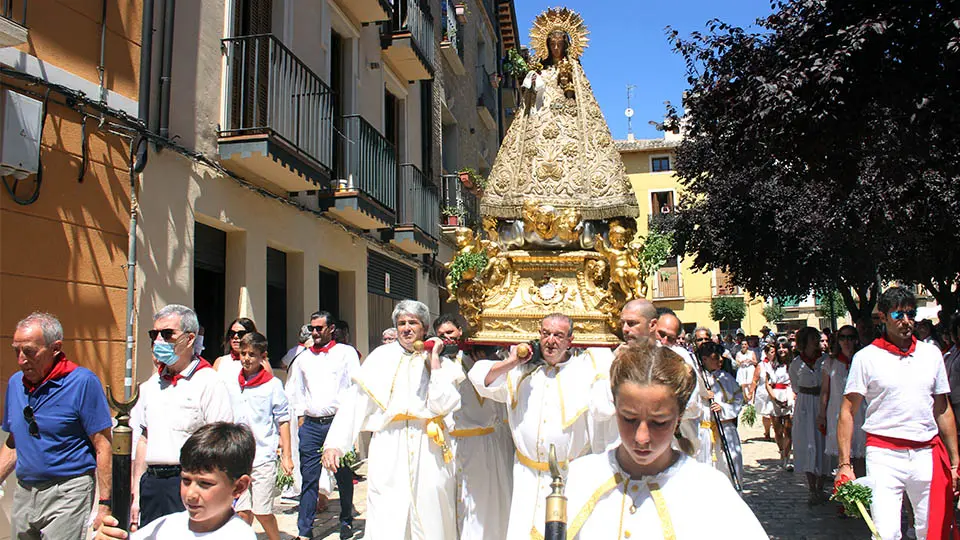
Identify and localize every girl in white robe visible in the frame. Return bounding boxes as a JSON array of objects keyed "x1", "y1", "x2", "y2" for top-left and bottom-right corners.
[
  {"x1": 564, "y1": 338, "x2": 767, "y2": 540},
  {"x1": 820, "y1": 325, "x2": 867, "y2": 477}
]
